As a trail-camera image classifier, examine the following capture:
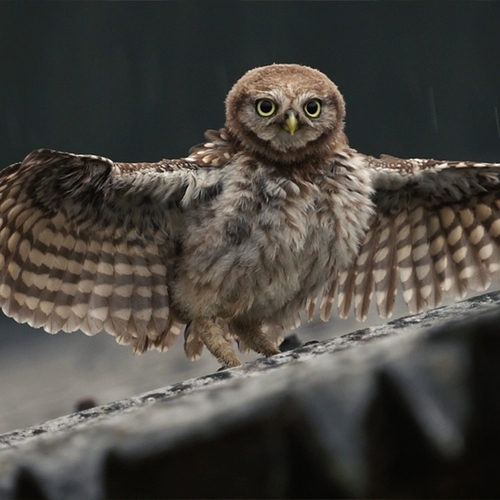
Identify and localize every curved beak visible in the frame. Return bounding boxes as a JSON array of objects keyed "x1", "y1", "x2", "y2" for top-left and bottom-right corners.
[{"x1": 283, "y1": 110, "x2": 299, "y2": 135}]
